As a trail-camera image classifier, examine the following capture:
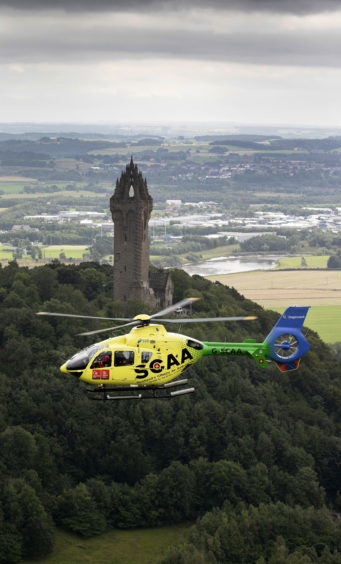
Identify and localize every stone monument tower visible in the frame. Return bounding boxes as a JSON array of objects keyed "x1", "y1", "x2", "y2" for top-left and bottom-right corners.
[{"x1": 110, "y1": 157, "x2": 155, "y2": 303}]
